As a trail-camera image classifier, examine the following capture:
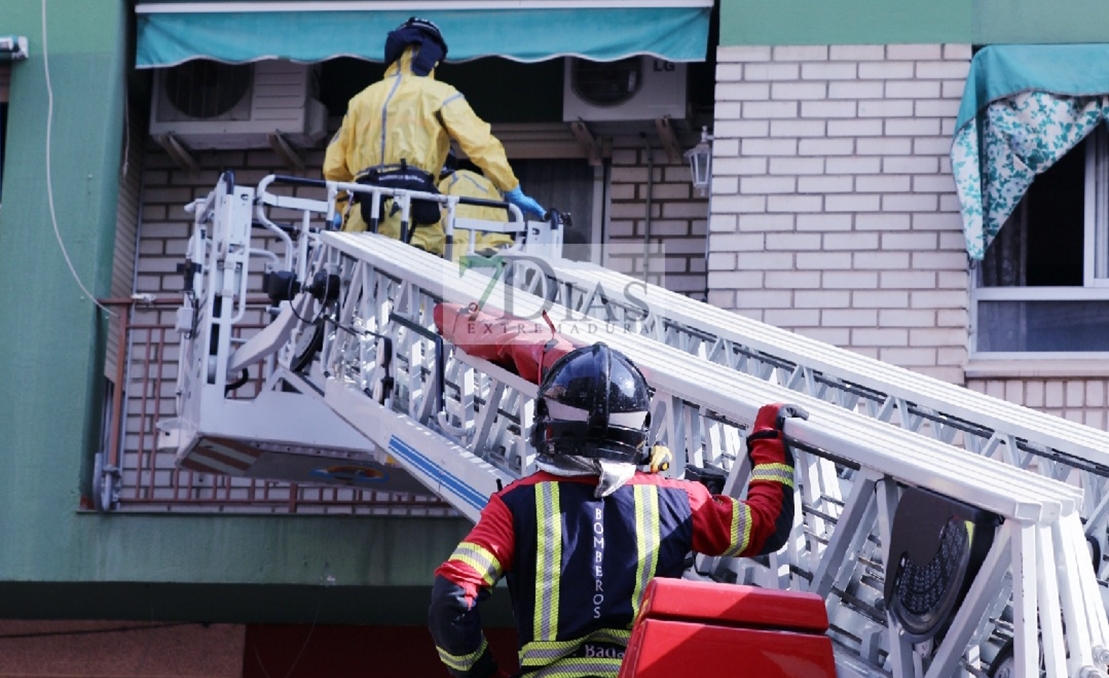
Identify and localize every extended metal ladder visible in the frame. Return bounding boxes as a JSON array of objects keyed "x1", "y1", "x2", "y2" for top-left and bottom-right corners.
[
  {"x1": 159, "y1": 173, "x2": 1109, "y2": 678},
  {"x1": 516, "y1": 253, "x2": 1109, "y2": 526}
]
